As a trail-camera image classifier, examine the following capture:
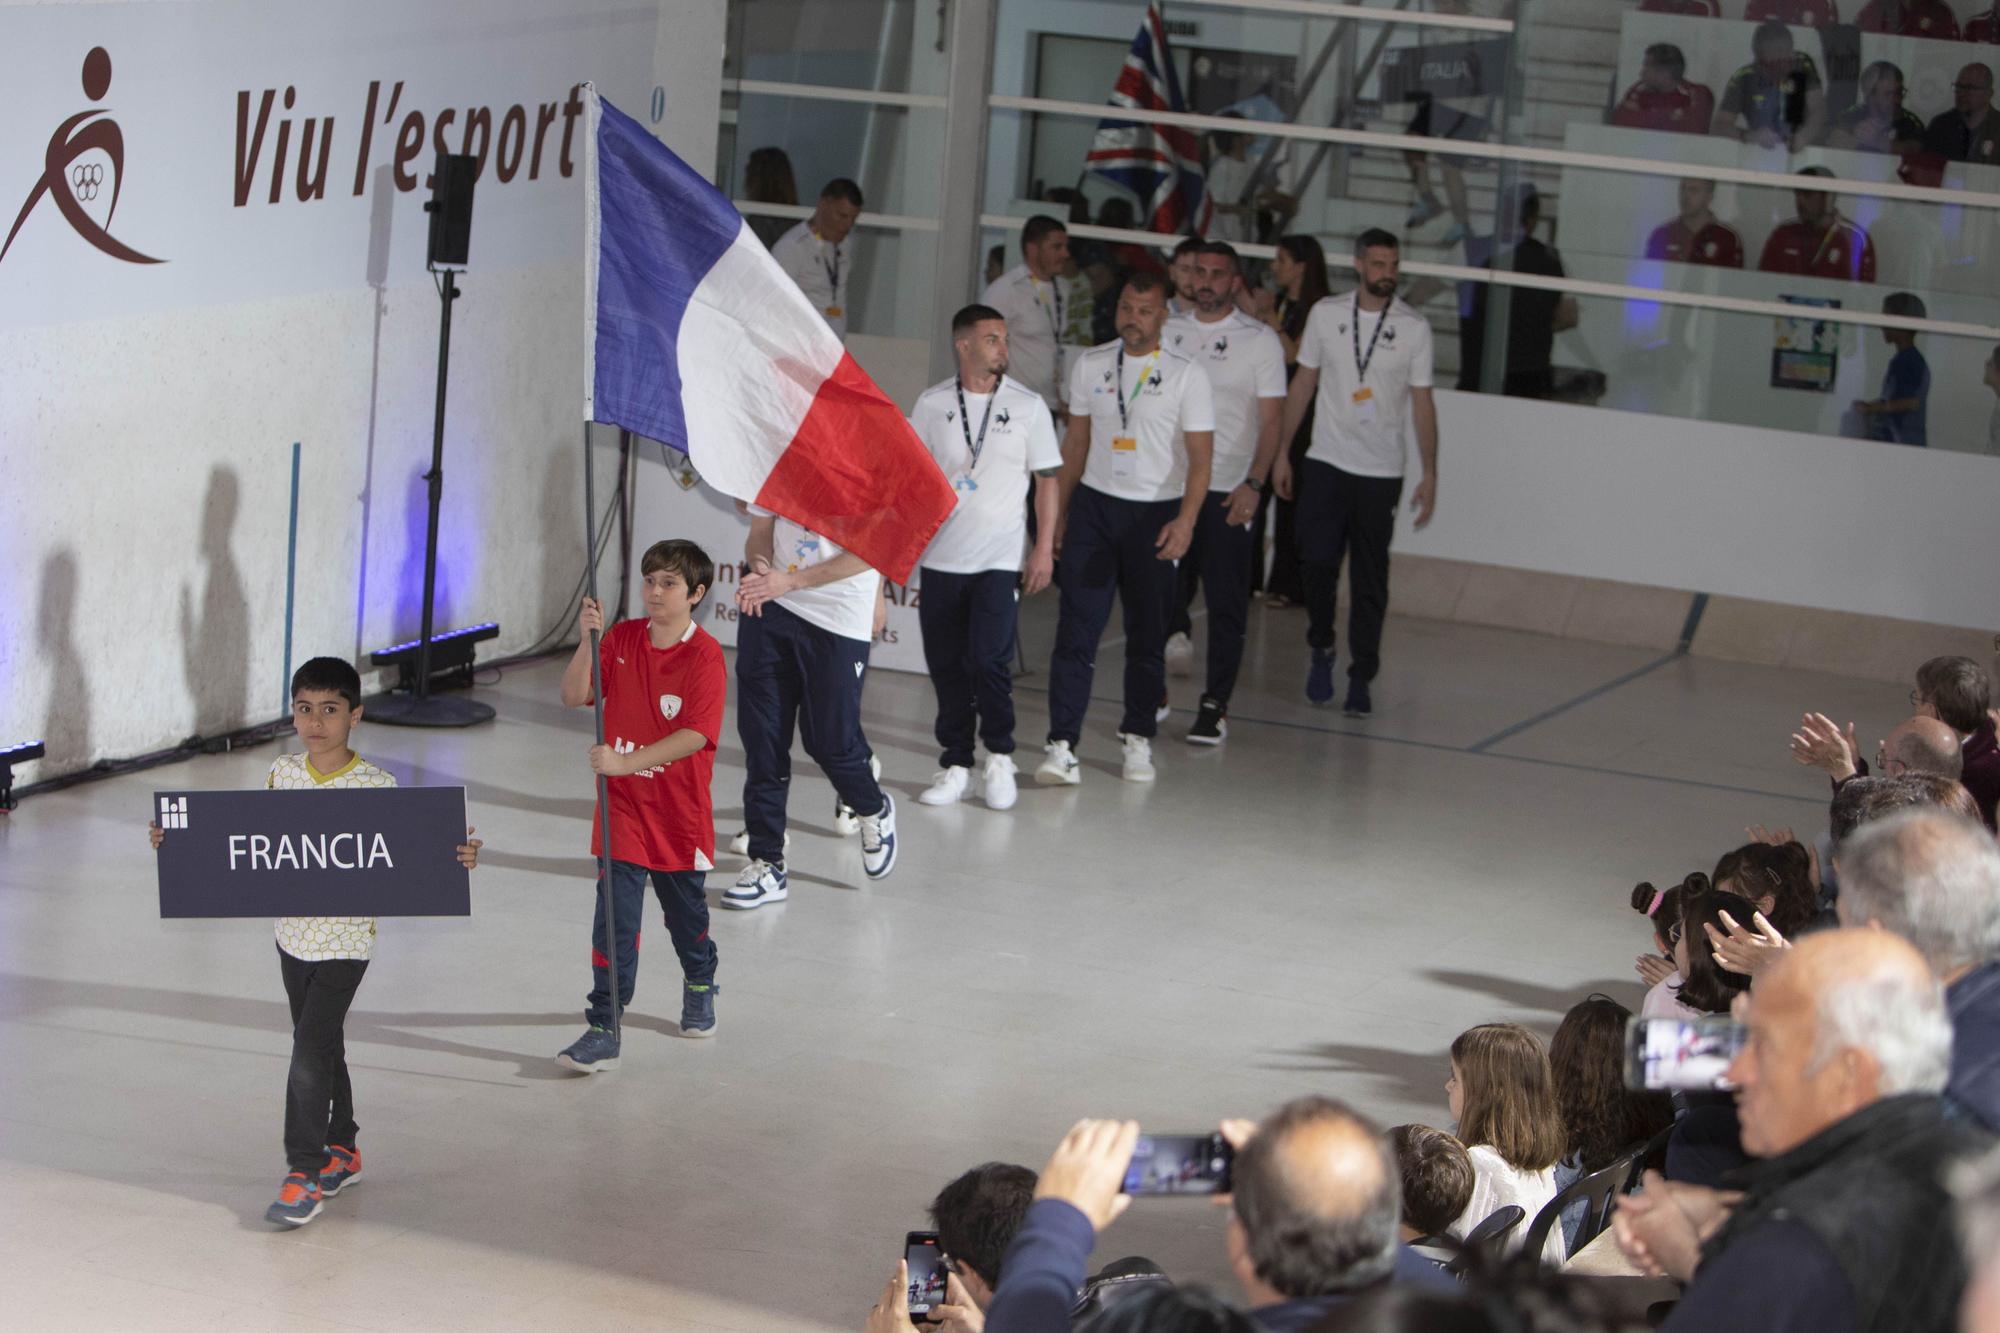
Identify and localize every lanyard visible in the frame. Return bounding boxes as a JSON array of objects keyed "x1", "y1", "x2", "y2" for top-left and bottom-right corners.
[
  {"x1": 1115, "y1": 344, "x2": 1160, "y2": 432},
  {"x1": 954, "y1": 376, "x2": 997, "y2": 470},
  {"x1": 1352, "y1": 295, "x2": 1389, "y2": 384},
  {"x1": 818, "y1": 235, "x2": 840, "y2": 293},
  {"x1": 1035, "y1": 277, "x2": 1065, "y2": 336}
]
